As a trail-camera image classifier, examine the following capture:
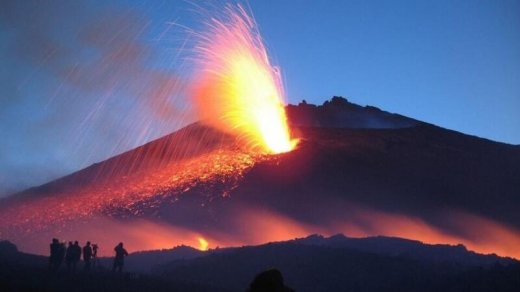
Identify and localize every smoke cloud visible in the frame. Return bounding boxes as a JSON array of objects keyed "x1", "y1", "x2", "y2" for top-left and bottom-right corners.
[{"x1": 0, "y1": 0, "x2": 190, "y2": 196}]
